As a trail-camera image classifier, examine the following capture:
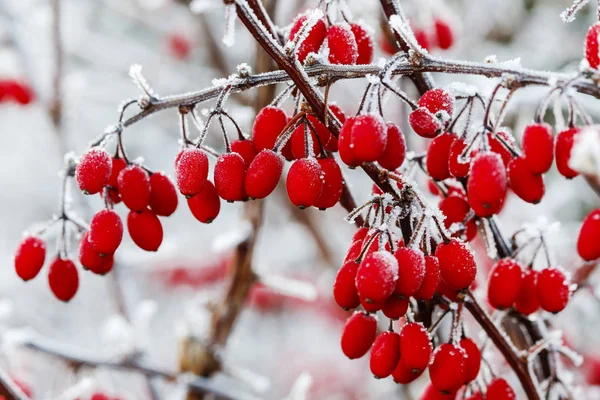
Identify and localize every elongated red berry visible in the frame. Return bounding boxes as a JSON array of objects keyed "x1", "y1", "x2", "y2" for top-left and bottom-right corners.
[
  {"x1": 14, "y1": 236, "x2": 46, "y2": 281},
  {"x1": 536, "y1": 267, "x2": 570, "y2": 313},
  {"x1": 356, "y1": 251, "x2": 398, "y2": 302},
  {"x1": 409, "y1": 107, "x2": 442, "y2": 138},
  {"x1": 467, "y1": 152, "x2": 507, "y2": 217},
  {"x1": 394, "y1": 247, "x2": 426, "y2": 297},
  {"x1": 435, "y1": 238, "x2": 477, "y2": 290},
  {"x1": 214, "y1": 153, "x2": 246, "y2": 202},
  {"x1": 48, "y1": 257, "x2": 79, "y2": 302},
  {"x1": 487, "y1": 258, "x2": 523, "y2": 310},
  {"x1": 252, "y1": 106, "x2": 289, "y2": 152},
  {"x1": 88, "y1": 209, "x2": 123, "y2": 255},
  {"x1": 514, "y1": 268, "x2": 540, "y2": 315},
  {"x1": 149, "y1": 172, "x2": 178, "y2": 216},
  {"x1": 420, "y1": 383, "x2": 456, "y2": 400},
  {"x1": 324, "y1": 104, "x2": 346, "y2": 151},
  {"x1": 245, "y1": 150, "x2": 285, "y2": 199},
  {"x1": 399, "y1": 322, "x2": 432, "y2": 372},
  {"x1": 439, "y1": 195, "x2": 476, "y2": 241},
  {"x1": 507, "y1": 157, "x2": 545, "y2": 204},
  {"x1": 343, "y1": 239, "x2": 363, "y2": 264},
  {"x1": 426, "y1": 133, "x2": 455, "y2": 180},
  {"x1": 118, "y1": 165, "x2": 151, "y2": 212},
  {"x1": 349, "y1": 23, "x2": 373, "y2": 64},
  {"x1": 370, "y1": 331, "x2": 401, "y2": 378},
  {"x1": 577, "y1": 209, "x2": 600, "y2": 261},
  {"x1": 339, "y1": 117, "x2": 360, "y2": 167},
  {"x1": 79, "y1": 231, "x2": 113, "y2": 274},
  {"x1": 414, "y1": 255, "x2": 440, "y2": 300},
  {"x1": 231, "y1": 139, "x2": 257, "y2": 168},
  {"x1": 289, "y1": 14, "x2": 327, "y2": 63},
  {"x1": 291, "y1": 123, "x2": 319, "y2": 159},
  {"x1": 76, "y1": 148, "x2": 112, "y2": 195},
  {"x1": 449, "y1": 138, "x2": 477, "y2": 178},
  {"x1": 486, "y1": 378, "x2": 516, "y2": 400},
  {"x1": 127, "y1": 209, "x2": 163, "y2": 251},
  {"x1": 341, "y1": 311, "x2": 377, "y2": 359},
  {"x1": 555, "y1": 127, "x2": 580, "y2": 179},
  {"x1": 351, "y1": 114, "x2": 387, "y2": 162},
  {"x1": 419, "y1": 88, "x2": 454, "y2": 117},
  {"x1": 187, "y1": 180, "x2": 221, "y2": 223},
  {"x1": 106, "y1": 156, "x2": 127, "y2": 204},
  {"x1": 434, "y1": 19, "x2": 454, "y2": 50},
  {"x1": 585, "y1": 22, "x2": 600, "y2": 69},
  {"x1": 392, "y1": 358, "x2": 423, "y2": 384},
  {"x1": 382, "y1": 296, "x2": 409, "y2": 319},
  {"x1": 314, "y1": 158, "x2": 343, "y2": 210},
  {"x1": 360, "y1": 295, "x2": 384, "y2": 312},
  {"x1": 286, "y1": 158, "x2": 323, "y2": 208},
  {"x1": 378, "y1": 123, "x2": 406, "y2": 170},
  {"x1": 175, "y1": 148, "x2": 208, "y2": 197},
  {"x1": 430, "y1": 343, "x2": 466, "y2": 394},
  {"x1": 334, "y1": 261, "x2": 360, "y2": 310},
  {"x1": 459, "y1": 337, "x2": 481, "y2": 383},
  {"x1": 522, "y1": 123, "x2": 554, "y2": 175},
  {"x1": 327, "y1": 24, "x2": 358, "y2": 65},
  {"x1": 488, "y1": 130, "x2": 516, "y2": 169}
]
